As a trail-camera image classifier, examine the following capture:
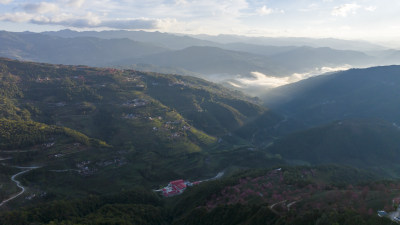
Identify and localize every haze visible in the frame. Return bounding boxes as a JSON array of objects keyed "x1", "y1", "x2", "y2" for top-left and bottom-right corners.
[{"x1": 1, "y1": 0, "x2": 400, "y2": 47}]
